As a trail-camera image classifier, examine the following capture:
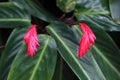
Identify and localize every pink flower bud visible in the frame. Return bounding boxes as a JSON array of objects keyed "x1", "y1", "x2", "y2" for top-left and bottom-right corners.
[
  {"x1": 24, "y1": 25, "x2": 40, "y2": 57},
  {"x1": 78, "y1": 23, "x2": 96, "y2": 58}
]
